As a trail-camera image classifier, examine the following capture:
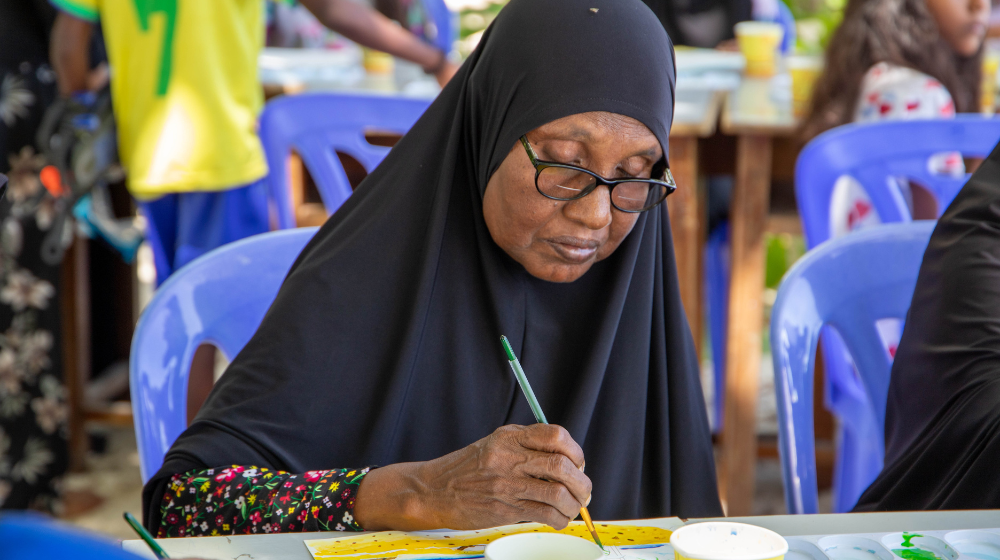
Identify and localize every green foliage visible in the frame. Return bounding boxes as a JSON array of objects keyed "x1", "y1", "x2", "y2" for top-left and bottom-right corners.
[
  {"x1": 459, "y1": 1, "x2": 506, "y2": 39},
  {"x1": 781, "y1": 0, "x2": 844, "y2": 54},
  {"x1": 765, "y1": 232, "x2": 806, "y2": 290}
]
